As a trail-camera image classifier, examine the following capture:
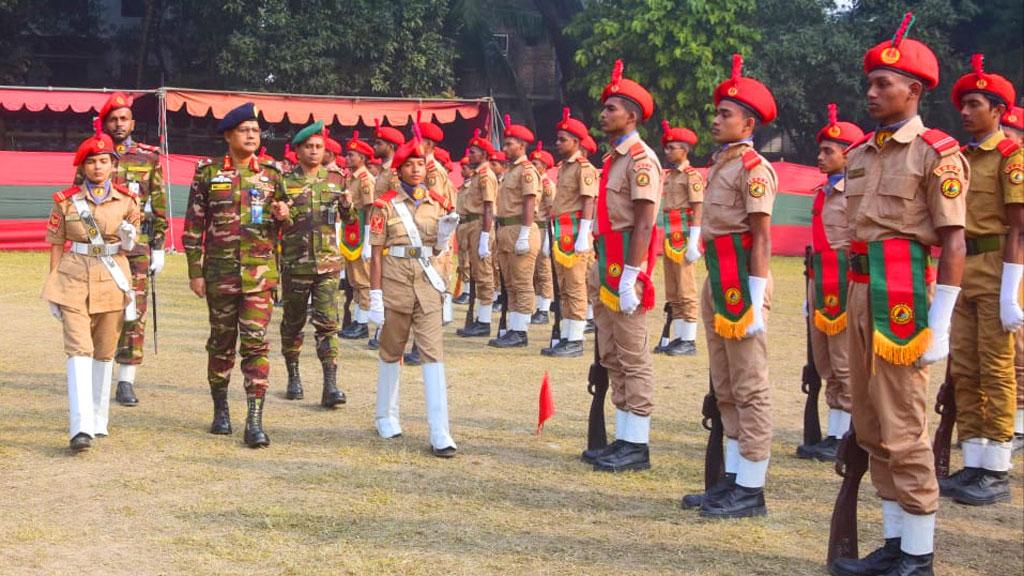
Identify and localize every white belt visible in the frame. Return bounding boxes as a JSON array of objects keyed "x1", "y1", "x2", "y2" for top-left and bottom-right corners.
[
  {"x1": 388, "y1": 245, "x2": 434, "y2": 258},
  {"x1": 71, "y1": 241, "x2": 122, "y2": 256}
]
